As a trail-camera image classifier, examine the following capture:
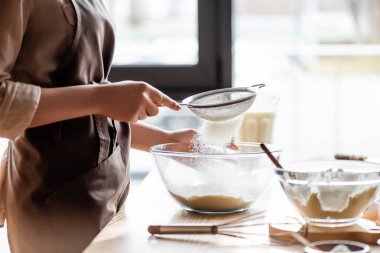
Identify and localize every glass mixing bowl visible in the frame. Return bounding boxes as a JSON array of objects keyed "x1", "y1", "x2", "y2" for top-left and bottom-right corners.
[
  {"x1": 150, "y1": 142, "x2": 282, "y2": 214},
  {"x1": 275, "y1": 160, "x2": 380, "y2": 227}
]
